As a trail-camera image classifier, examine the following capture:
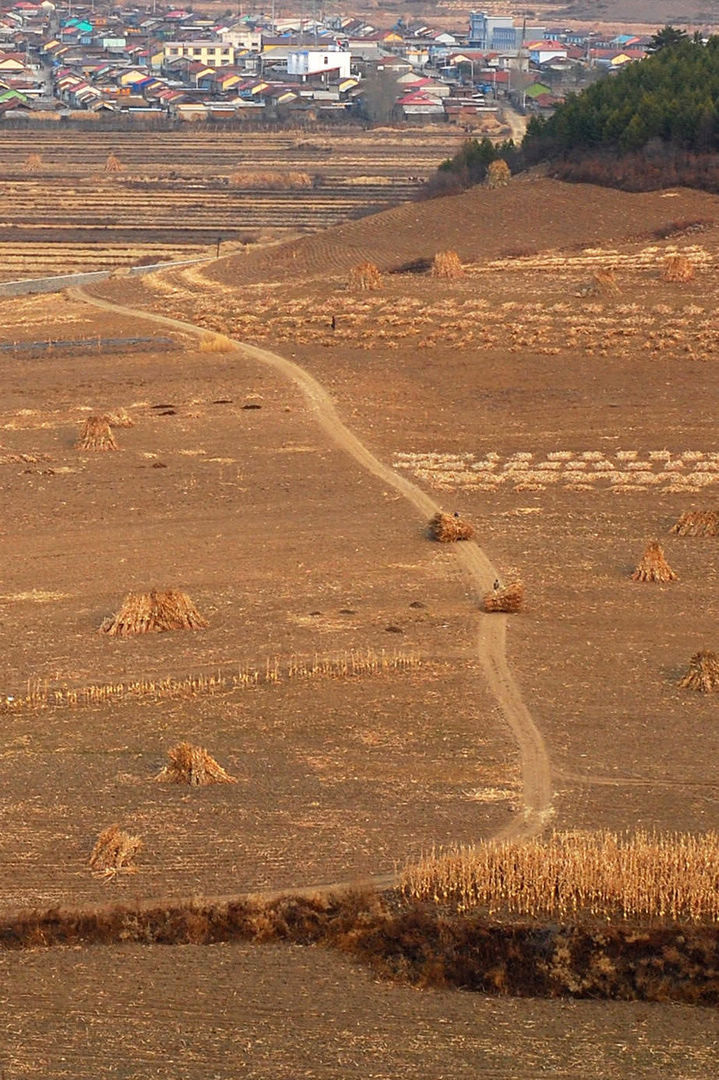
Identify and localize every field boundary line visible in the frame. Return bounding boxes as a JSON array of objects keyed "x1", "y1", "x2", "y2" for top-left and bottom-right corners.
[
  {"x1": 71, "y1": 285, "x2": 553, "y2": 871},
  {"x1": 0, "y1": 256, "x2": 210, "y2": 298}
]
